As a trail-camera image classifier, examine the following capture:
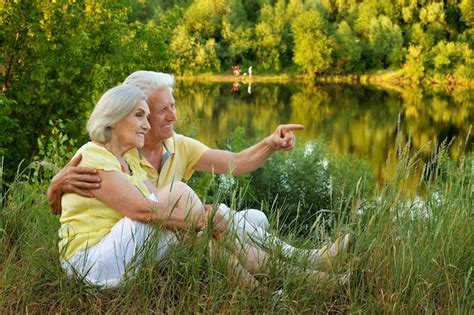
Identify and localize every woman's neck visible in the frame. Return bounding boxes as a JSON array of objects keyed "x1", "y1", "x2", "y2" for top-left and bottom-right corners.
[
  {"x1": 99, "y1": 140, "x2": 129, "y2": 159},
  {"x1": 97, "y1": 140, "x2": 133, "y2": 174}
]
